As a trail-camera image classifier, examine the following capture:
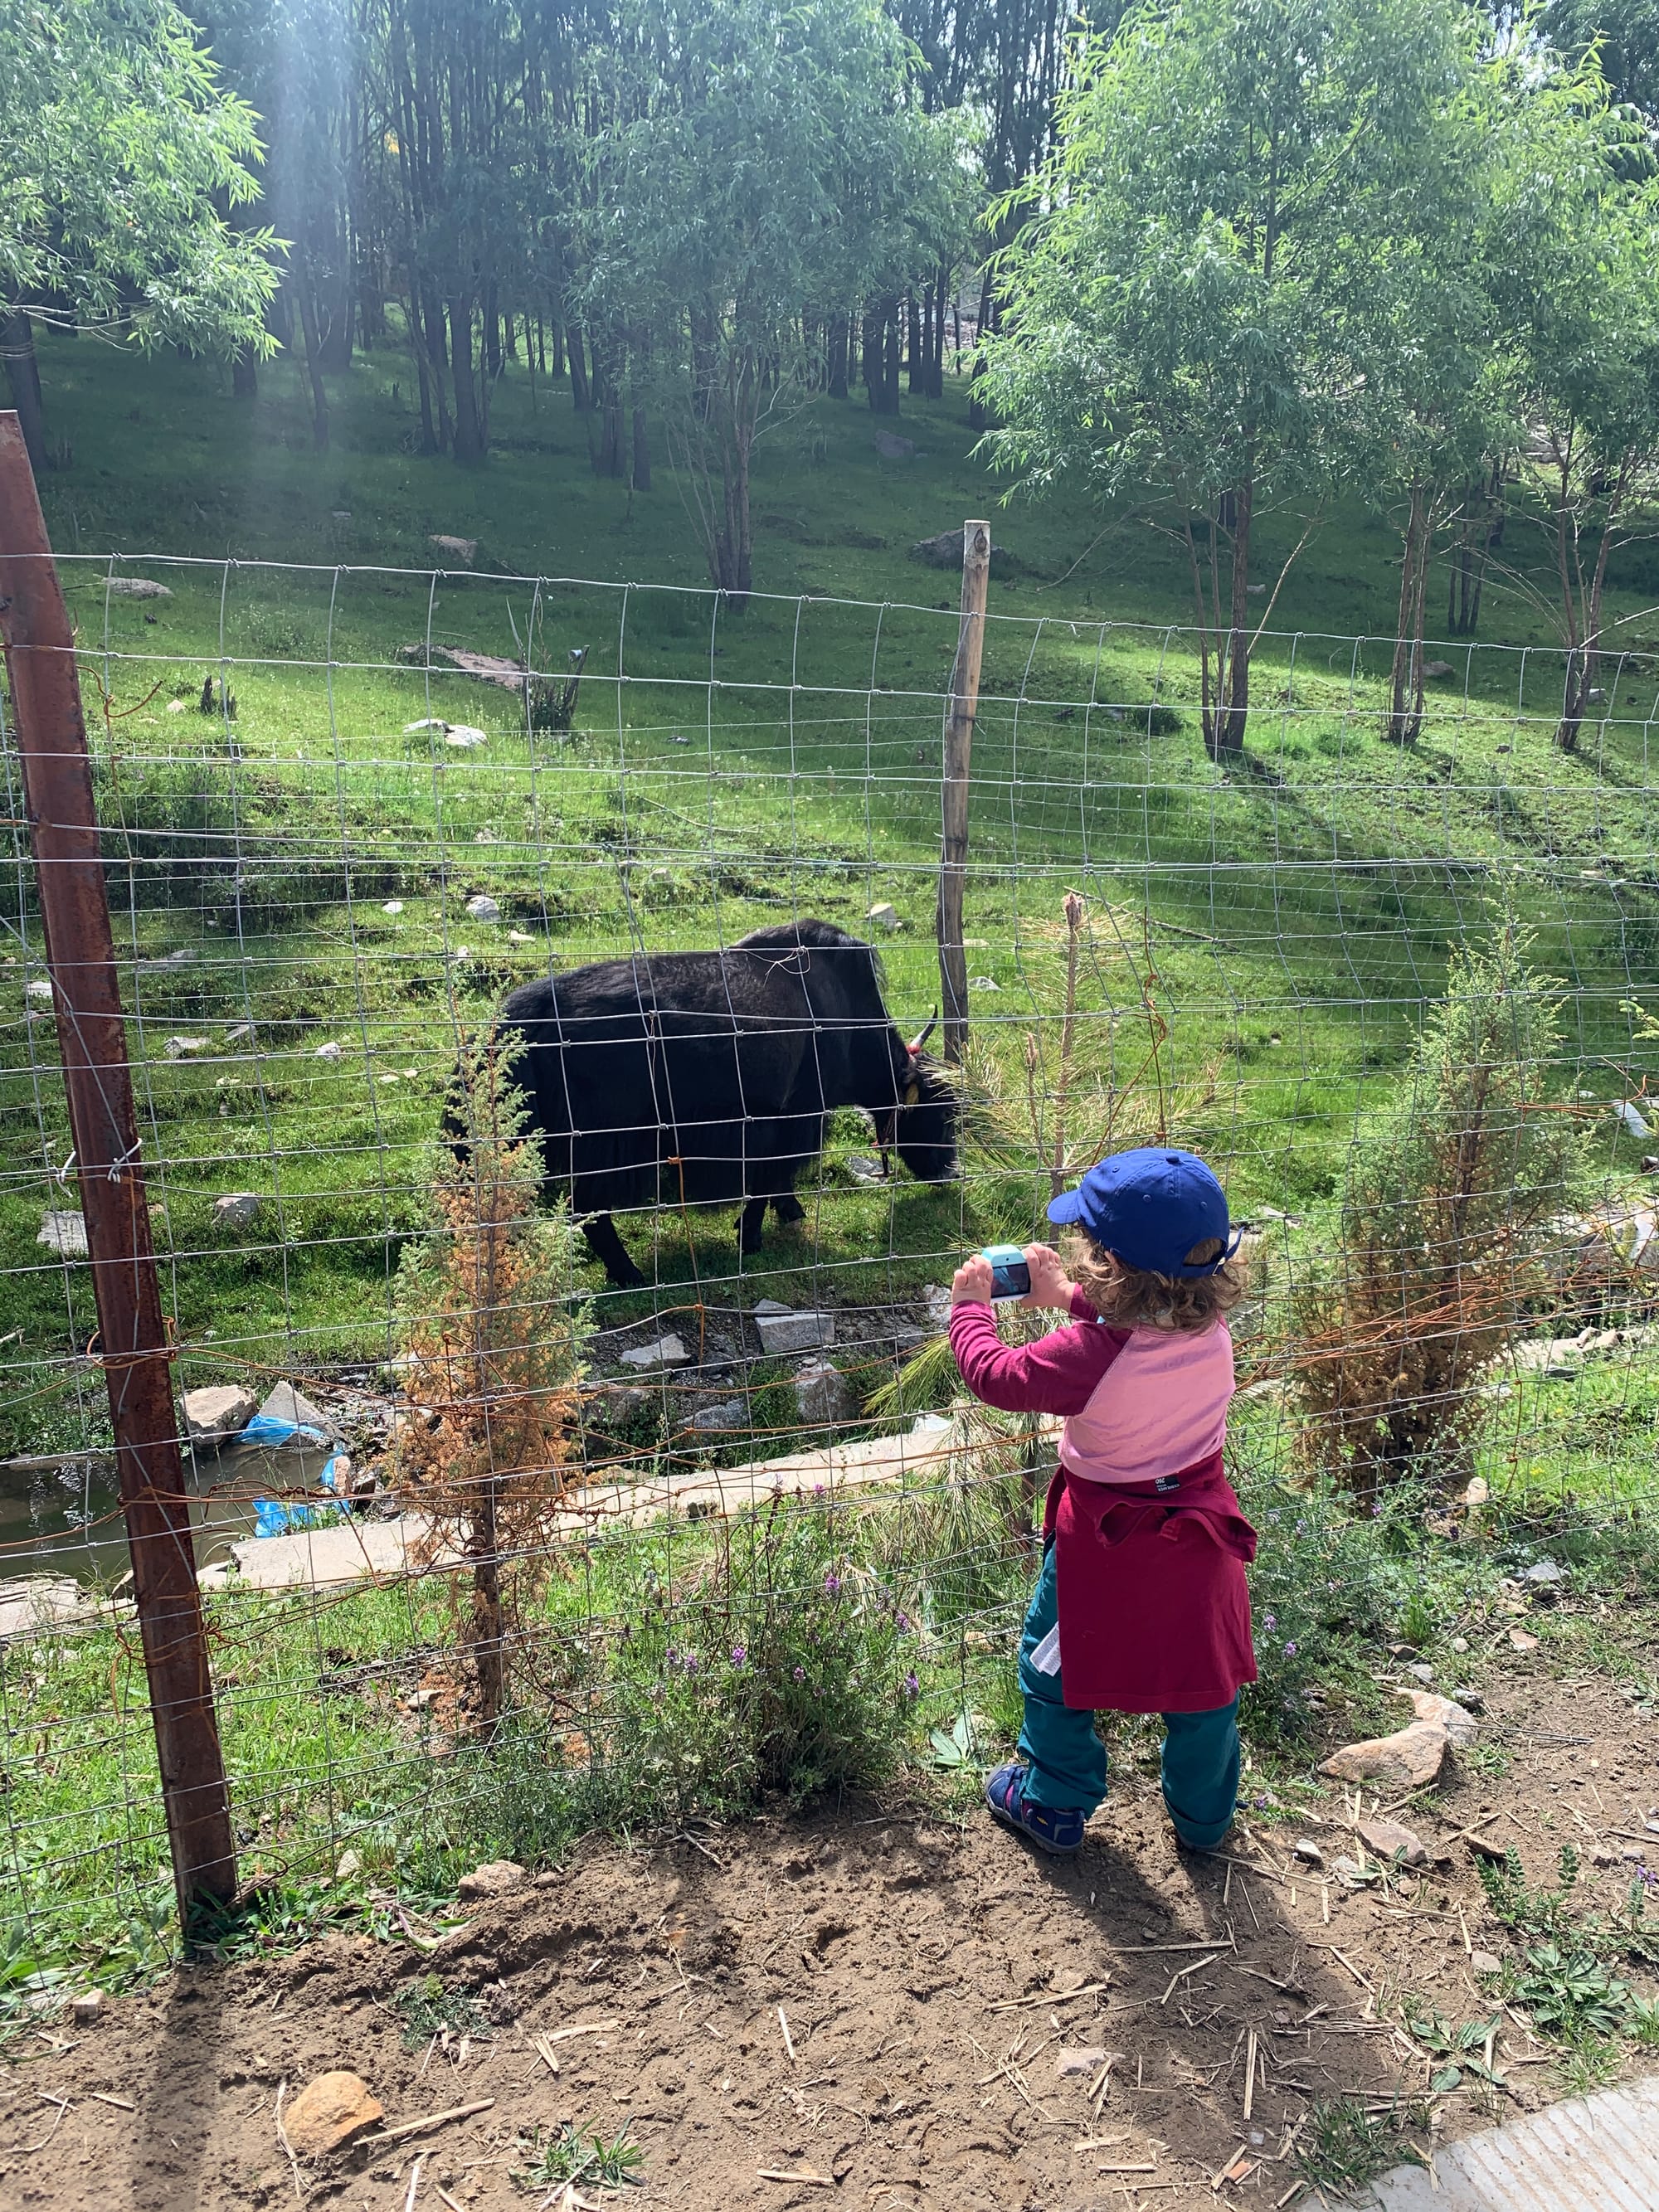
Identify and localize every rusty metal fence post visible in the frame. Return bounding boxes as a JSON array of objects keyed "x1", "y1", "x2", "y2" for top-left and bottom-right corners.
[
  {"x1": 0, "y1": 413, "x2": 236, "y2": 1923},
  {"x1": 937, "y1": 519, "x2": 990, "y2": 1066}
]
